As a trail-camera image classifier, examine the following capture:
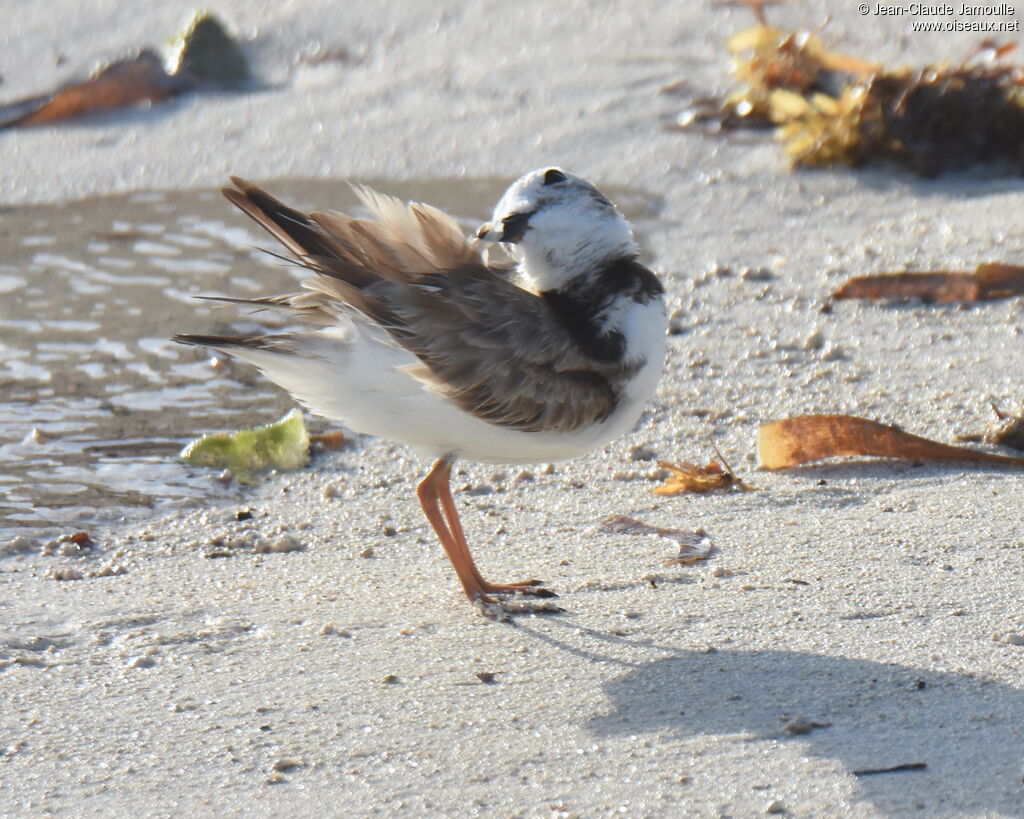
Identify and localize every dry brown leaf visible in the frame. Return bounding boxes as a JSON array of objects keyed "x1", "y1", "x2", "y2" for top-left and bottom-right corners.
[
  {"x1": 0, "y1": 13, "x2": 248, "y2": 130},
  {"x1": 1, "y1": 53, "x2": 184, "y2": 129},
  {"x1": 831, "y1": 262, "x2": 1024, "y2": 303},
  {"x1": 655, "y1": 447, "x2": 755, "y2": 494},
  {"x1": 599, "y1": 515, "x2": 715, "y2": 565},
  {"x1": 758, "y1": 414, "x2": 1024, "y2": 470}
]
